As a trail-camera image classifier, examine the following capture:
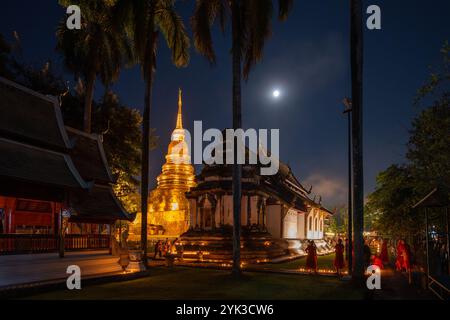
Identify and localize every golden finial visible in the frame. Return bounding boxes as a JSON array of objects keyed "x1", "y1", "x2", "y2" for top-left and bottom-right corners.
[{"x1": 176, "y1": 88, "x2": 183, "y2": 129}]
